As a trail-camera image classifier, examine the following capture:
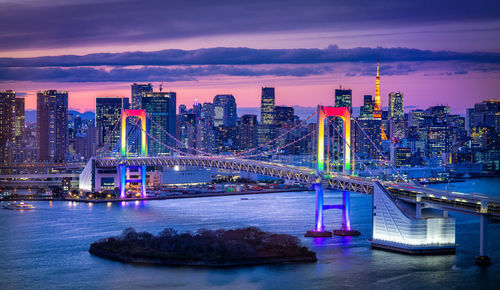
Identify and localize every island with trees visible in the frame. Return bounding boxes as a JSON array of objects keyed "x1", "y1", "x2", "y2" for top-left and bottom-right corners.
[{"x1": 89, "y1": 227, "x2": 317, "y2": 266}]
